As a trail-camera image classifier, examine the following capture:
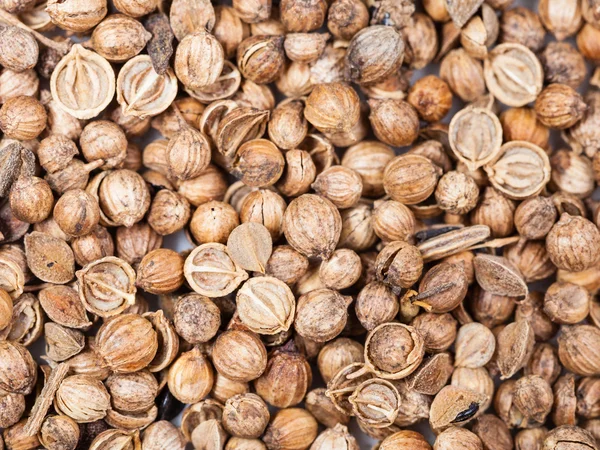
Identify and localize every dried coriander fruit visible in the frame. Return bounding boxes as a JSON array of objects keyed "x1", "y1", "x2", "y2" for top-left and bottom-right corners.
[
  {"x1": 283, "y1": 194, "x2": 341, "y2": 260},
  {"x1": 9, "y1": 176, "x2": 54, "y2": 224},
  {"x1": 500, "y1": 107, "x2": 550, "y2": 150},
  {"x1": 0, "y1": 24, "x2": 38, "y2": 73},
  {"x1": 24, "y1": 231, "x2": 74, "y2": 284},
  {"x1": 255, "y1": 342, "x2": 311, "y2": 408},
  {"x1": 484, "y1": 141, "x2": 551, "y2": 200},
  {"x1": 184, "y1": 243, "x2": 249, "y2": 297},
  {"x1": 263, "y1": 408, "x2": 318, "y2": 450},
  {"x1": 349, "y1": 378, "x2": 400, "y2": 428},
  {"x1": 170, "y1": 0, "x2": 214, "y2": 40},
  {"x1": 237, "y1": 35, "x2": 285, "y2": 85},
  {"x1": 440, "y1": 49, "x2": 486, "y2": 103},
  {"x1": 454, "y1": 323, "x2": 496, "y2": 368},
  {"x1": 173, "y1": 294, "x2": 220, "y2": 344},
  {"x1": 558, "y1": 325, "x2": 600, "y2": 376},
  {"x1": 76, "y1": 256, "x2": 136, "y2": 317},
  {"x1": 231, "y1": 139, "x2": 285, "y2": 187},
  {"x1": 345, "y1": 26, "x2": 404, "y2": 85},
  {"x1": 38, "y1": 414, "x2": 80, "y2": 450},
  {"x1": 87, "y1": 14, "x2": 151, "y2": 63},
  {"x1": 53, "y1": 189, "x2": 100, "y2": 237},
  {"x1": 538, "y1": 0, "x2": 582, "y2": 41},
  {"x1": 50, "y1": 44, "x2": 115, "y2": 120},
  {"x1": 497, "y1": 320, "x2": 536, "y2": 379},
  {"x1": 473, "y1": 254, "x2": 528, "y2": 297},
  {"x1": 0, "y1": 95, "x2": 47, "y2": 141},
  {"x1": 483, "y1": 43, "x2": 543, "y2": 107},
  {"x1": 305, "y1": 388, "x2": 350, "y2": 428},
  {"x1": 369, "y1": 99, "x2": 420, "y2": 147},
  {"x1": 142, "y1": 421, "x2": 186, "y2": 450},
  {"x1": 167, "y1": 346, "x2": 214, "y2": 404},
  {"x1": 429, "y1": 385, "x2": 488, "y2": 433},
  {"x1": 294, "y1": 288, "x2": 352, "y2": 343},
  {"x1": 236, "y1": 277, "x2": 295, "y2": 336},
  {"x1": 212, "y1": 329, "x2": 267, "y2": 383},
  {"x1": 383, "y1": 154, "x2": 442, "y2": 204},
  {"x1": 375, "y1": 241, "x2": 423, "y2": 289},
  {"x1": 534, "y1": 83, "x2": 587, "y2": 129},
  {"x1": 0, "y1": 341, "x2": 36, "y2": 395},
  {"x1": 416, "y1": 262, "x2": 469, "y2": 313},
  {"x1": 175, "y1": 31, "x2": 224, "y2": 90},
  {"x1": 223, "y1": 393, "x2": 270, "y2": 439},
  {"x1": 546, "y1": 213, "x2": 600, "y2": 272},
  {"x1": 136, "y1": 249, "x2": 184, "y2": 295},
  {"x1": 542, "y1": 426, "x2": 597, "y2": 450},
  {"x1": 95, "y1": 313, "x2": 158, "y2": 373},
  {"x1": 363, "y1": 322, "x2": 425, "y2": 380},
  {"x1": 116, "y1": 55, "x2": 178, "y2": 119},
  {"x1": 304, "y1": 82, "x2": 360, "y2": 135},
  {"x1": 449, "y1": 107, "x2": 503, "y2": 171},
  {"x1": 54, "y1": 374, "x2": 110, "y2": 423}
]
